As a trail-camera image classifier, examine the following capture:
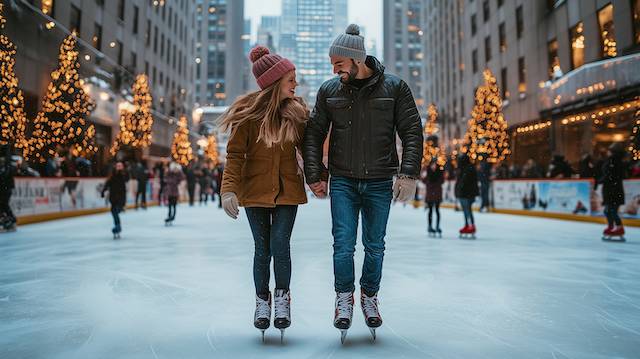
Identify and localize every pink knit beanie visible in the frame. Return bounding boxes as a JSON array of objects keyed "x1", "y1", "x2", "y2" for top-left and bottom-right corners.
[{"x1": 249, "y1": 46, "x2": 295, "y2": 90}]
